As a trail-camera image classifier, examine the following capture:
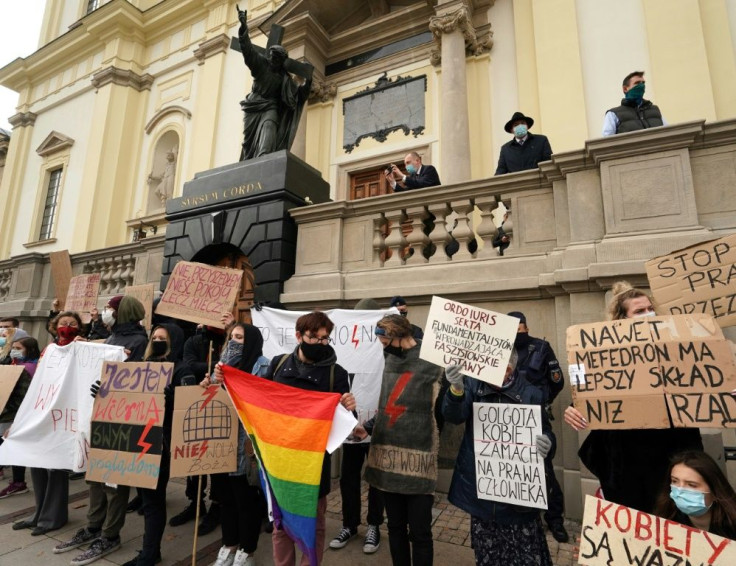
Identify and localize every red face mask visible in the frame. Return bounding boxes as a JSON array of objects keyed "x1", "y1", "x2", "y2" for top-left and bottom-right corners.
[{"x1": 57, "y1": 325, "x2": 80, "y2": 345}]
